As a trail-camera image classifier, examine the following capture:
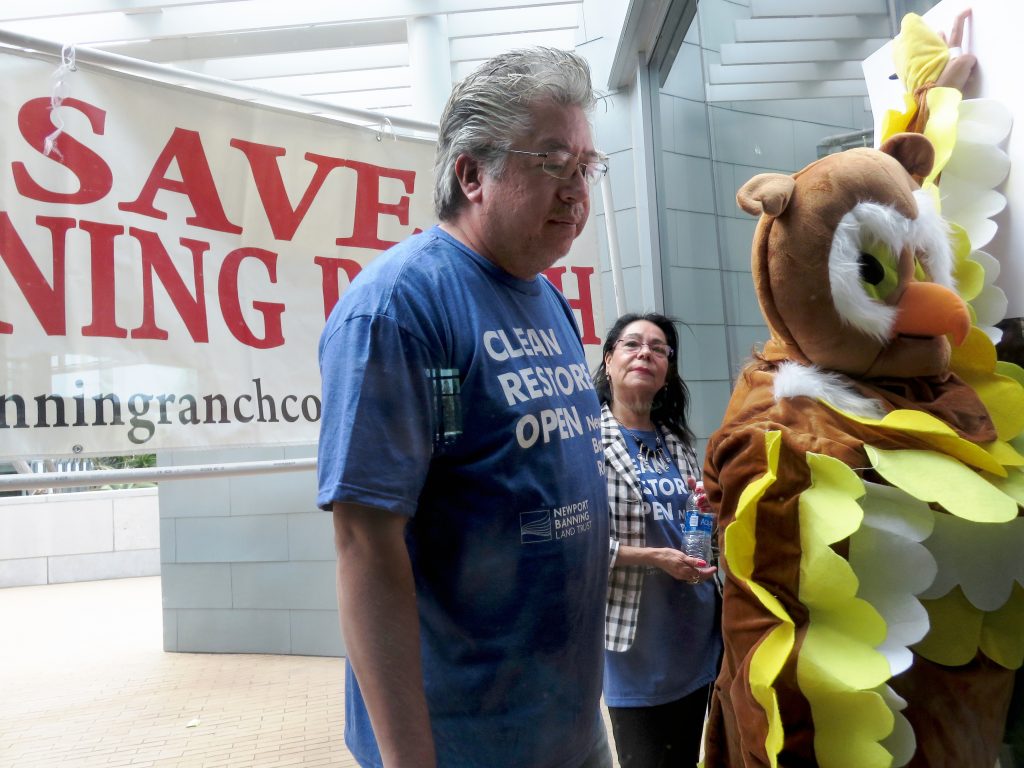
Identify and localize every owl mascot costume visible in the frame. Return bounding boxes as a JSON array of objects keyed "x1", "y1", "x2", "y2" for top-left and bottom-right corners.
[{"x1": 702, "y1": 130, "x2": 1024, "y2": 767}]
